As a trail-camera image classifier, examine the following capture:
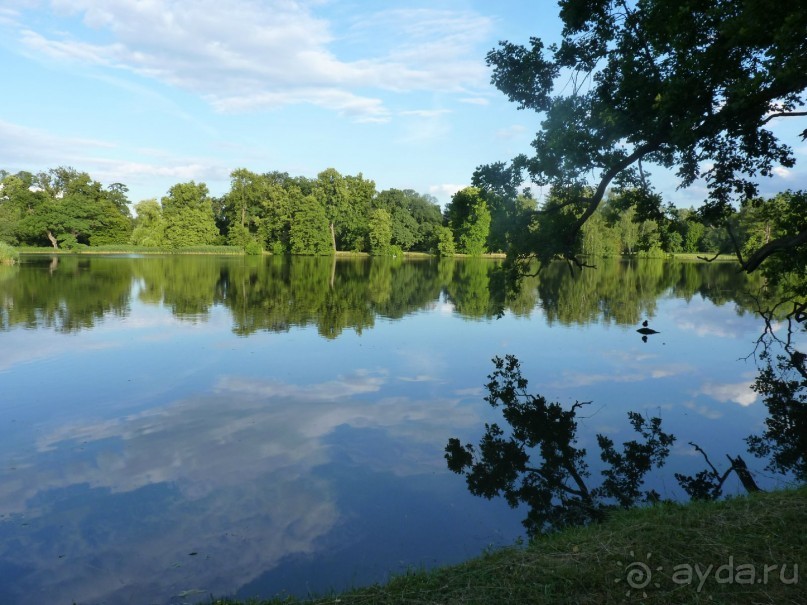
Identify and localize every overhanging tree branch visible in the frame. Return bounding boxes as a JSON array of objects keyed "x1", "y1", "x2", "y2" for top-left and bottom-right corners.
[
  {"x1": 740, "y1": 228, "x2": 807, "y2": 273},
  {"x1": 567, "y1": 141, "x2": 663, "y2": 246},
  {"x1": 760, "y1": 111, "x2": 807, "y2": 126}
]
